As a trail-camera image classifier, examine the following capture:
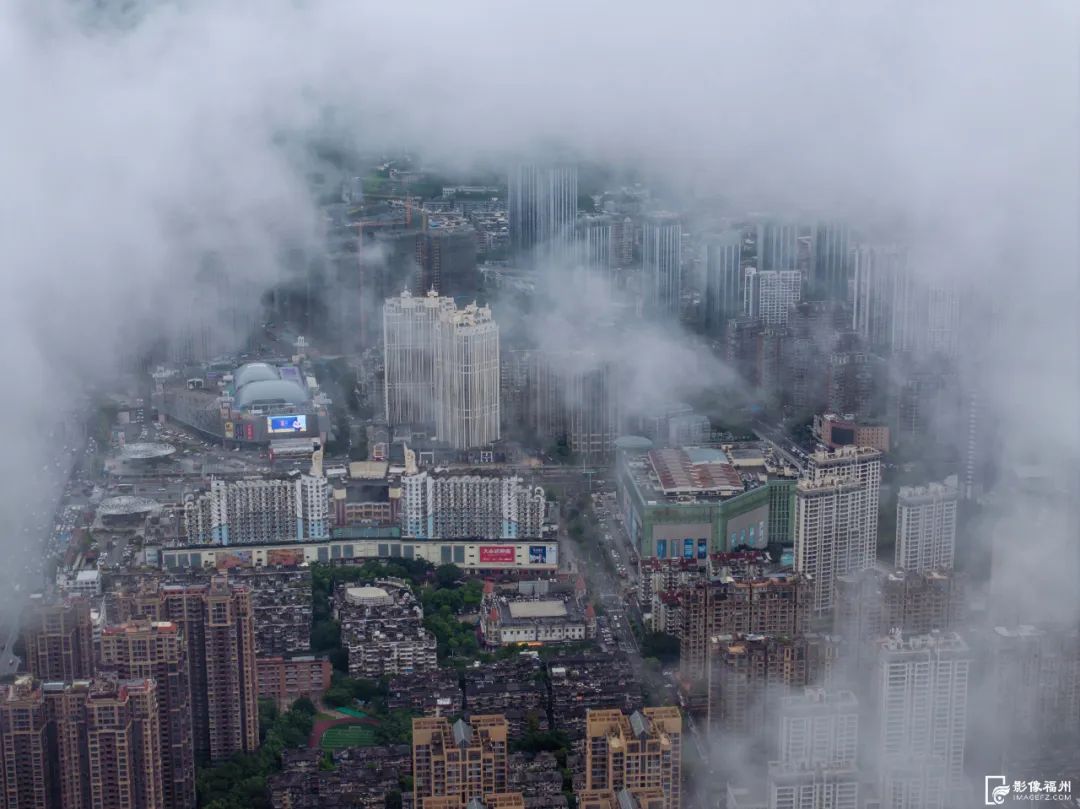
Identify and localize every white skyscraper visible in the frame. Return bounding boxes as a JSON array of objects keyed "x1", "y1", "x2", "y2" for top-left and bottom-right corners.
[
  {"x1": 875, "y1": 632, "x2": 970, "y2": 809},
  {"x1": 642, "y1": 213, "x2": 683, "y2": 316},
  {"x1": 851, "y1": 244, "x2": 906, "y2": 354},
  {"x1": 895, "y1": 476, "x2": 959, "y2": 571},
  {"x1": 768, "y1": 688, "x2": 861, "y2": 809},
  {"x1": 704, "y1": 230, "x2": 744, "y2": 335},
  {"x1": 806, "y1": 446, "x2": 883, "y2": 543},
  {"x1": 744, "y1": 268, "x2": 802, "y2": 325},
  {"x1": 435, "y1": 302, "x2": 500, "y2": 448},
  {"x1": 795, "y1": 477, "x2": 870, "y2": 616},
  {"x1": 756, "y1": 219, "x2": 802, "y2": 272},
  {"x1": 577, "y1": 215, "x2": 615, "y2": 270},
  {"x1": 508, "y1": 164, "x2": 578, "y2": 261},
  {"x1": 796, "y1": 446, "x2": 882, "y2": 615},
  {"x1": 383, "y1": 290, "x2": 456, "y2": 427}
]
